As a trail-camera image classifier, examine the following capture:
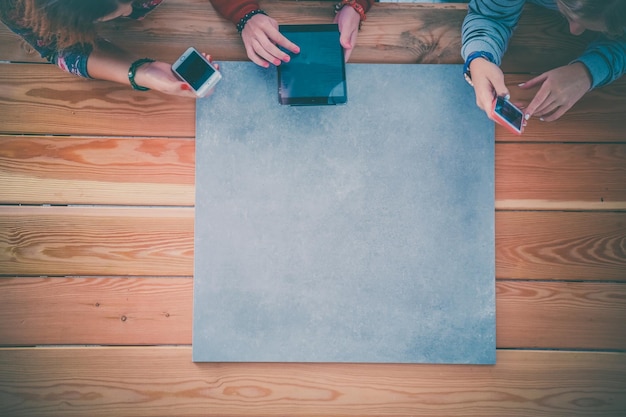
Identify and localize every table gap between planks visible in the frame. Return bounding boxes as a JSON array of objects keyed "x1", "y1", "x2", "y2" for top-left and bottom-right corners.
[{"x1": 0, "y1": 1, "x2": 625, "y2": 416}]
